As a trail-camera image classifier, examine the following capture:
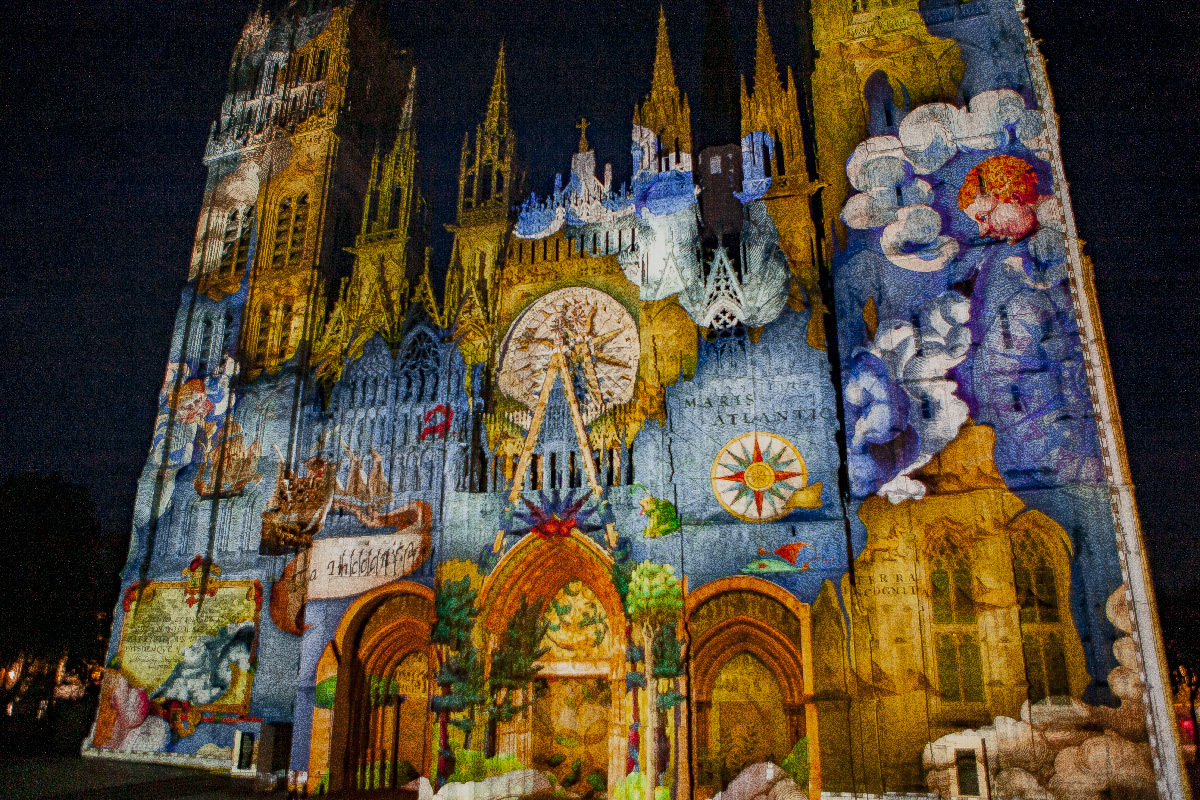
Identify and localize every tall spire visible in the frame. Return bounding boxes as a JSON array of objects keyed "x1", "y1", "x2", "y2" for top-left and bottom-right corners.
[
  {"x1": 399, "y1": 64, "x2": 417, "y2": 131},
  {"x1": 650, "y1": 6, "x2": 675, "y2": 100},
  {"x1": 484, "y1": 41, "x2": 509, "y2": 135},
  {"x1": 753, "y1": 0, "x2": 783, "y2": 102},
  {"x1": 634, "y1": 6, "x2": 692, "y2": 166}
]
